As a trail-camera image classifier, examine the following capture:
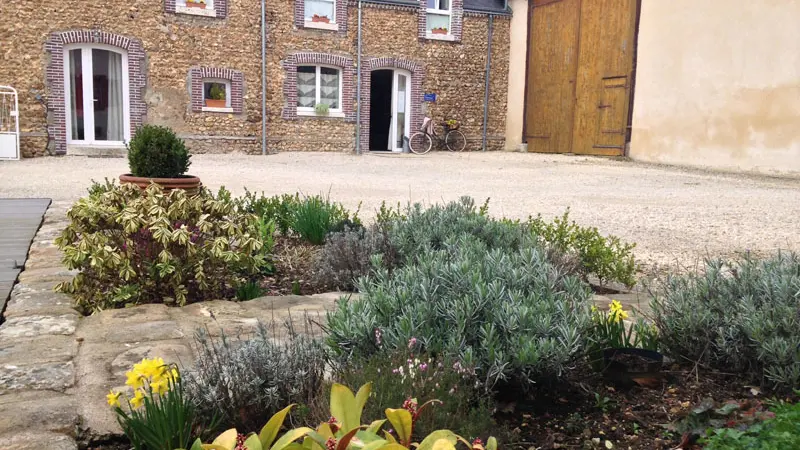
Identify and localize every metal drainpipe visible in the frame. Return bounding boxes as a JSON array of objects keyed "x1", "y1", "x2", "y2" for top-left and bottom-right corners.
[
  {"x1": 261, "y1": 0, "x2": 267, "y2": 155},
  {"x1": 355, "y1": 0, "x2": 363, "y2": 155},
  {"x1": 481, "y1": 14, "x2": 494, "y2": 152}
]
